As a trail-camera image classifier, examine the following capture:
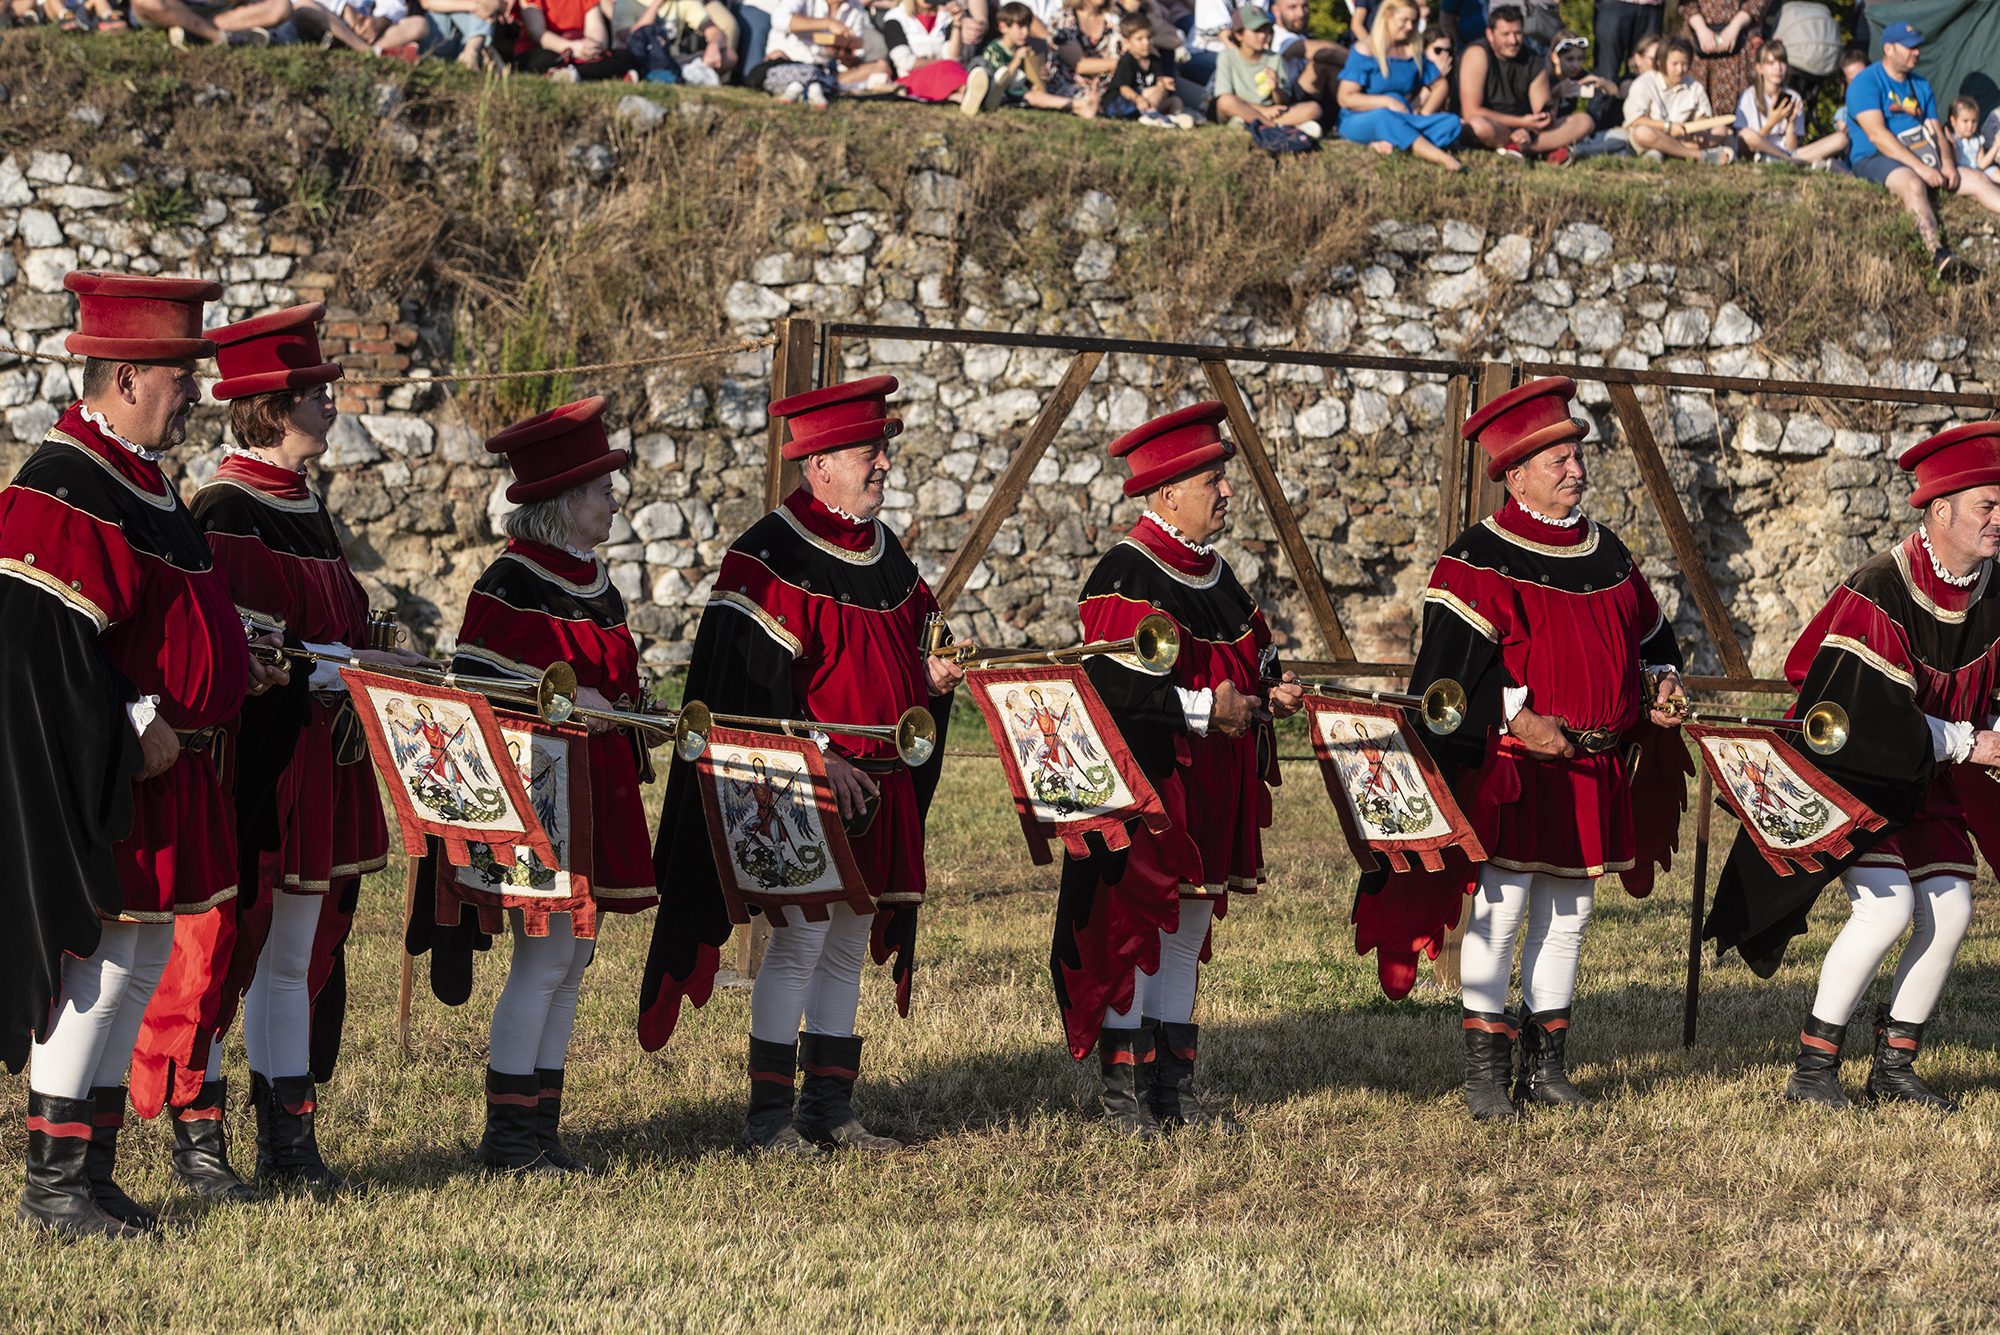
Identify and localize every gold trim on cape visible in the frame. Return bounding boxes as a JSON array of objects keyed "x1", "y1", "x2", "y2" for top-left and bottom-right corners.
[
  {"x1": 47, "y1": 429, "x2": 178, "y2": 511},
  {"x1": 774, "y1": 504, "x2": 885, "y2": 566},
  {"x1": 0, "y1": 558, "x2": 110, "y2": 630},
  {"x1": 1480, "y1": 514, "x2": 1602, "y2": 559}
]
